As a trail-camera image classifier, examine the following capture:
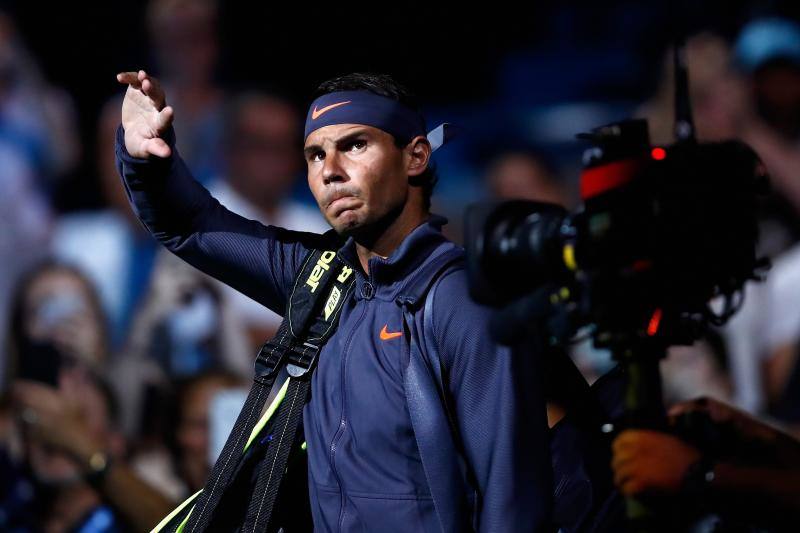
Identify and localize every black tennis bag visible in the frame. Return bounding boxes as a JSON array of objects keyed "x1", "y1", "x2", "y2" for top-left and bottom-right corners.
[{"x1": 151, "y1": 246, "x2": 355, "y2": 532}]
